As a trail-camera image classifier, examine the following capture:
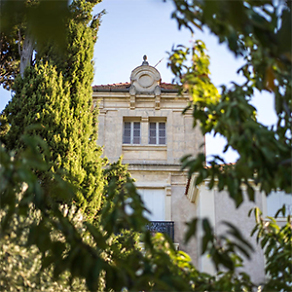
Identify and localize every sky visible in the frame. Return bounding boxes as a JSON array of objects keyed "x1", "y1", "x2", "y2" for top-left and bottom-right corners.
[{"x1": 0, "y1": 0, "x2": 277, "y2": 163}]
